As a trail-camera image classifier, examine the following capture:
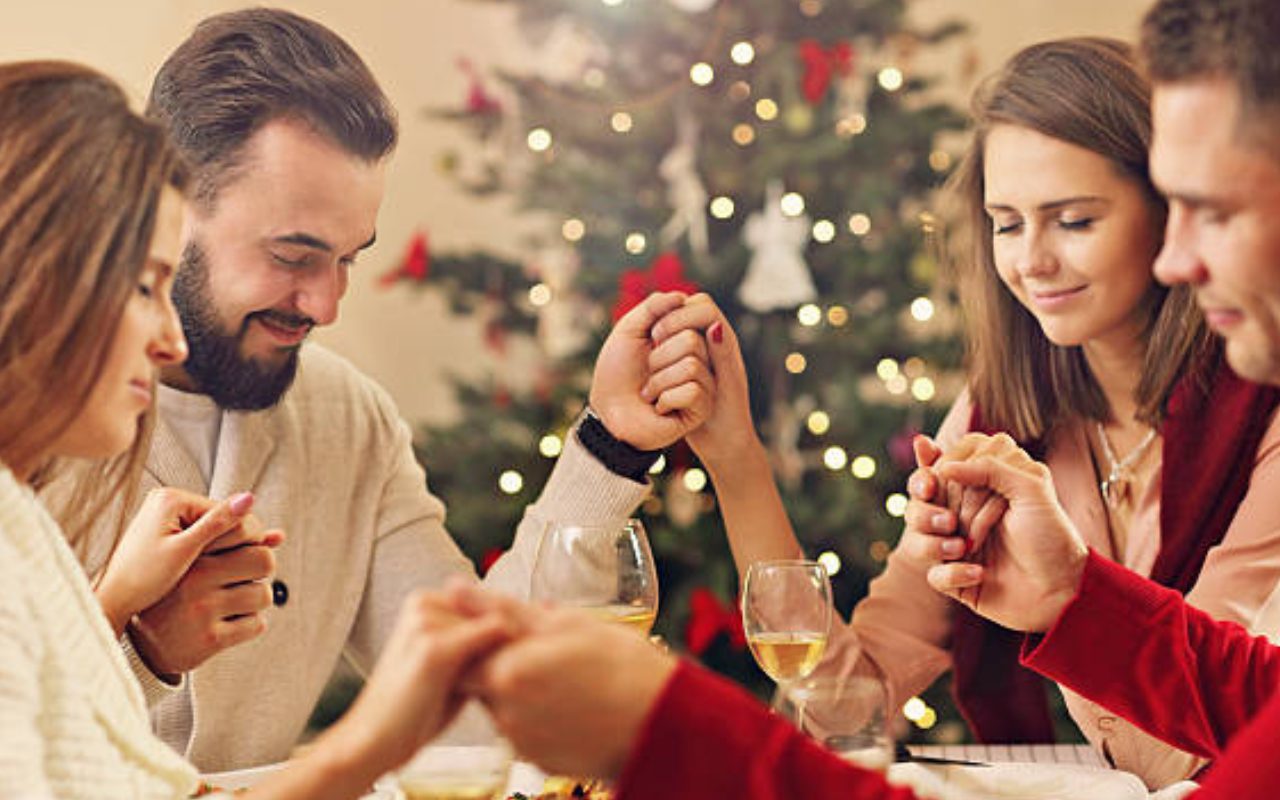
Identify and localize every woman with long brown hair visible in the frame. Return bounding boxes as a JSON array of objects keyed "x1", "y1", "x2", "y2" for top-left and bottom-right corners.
[
  {"x1": 647, "y1": 37, "x2": 1280, "y2": 789},
  {"x1": 0, "y1": 60, "x2": 509, "y2": 799}
]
